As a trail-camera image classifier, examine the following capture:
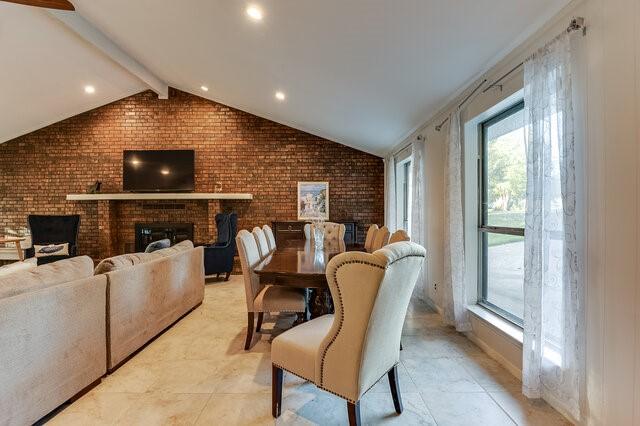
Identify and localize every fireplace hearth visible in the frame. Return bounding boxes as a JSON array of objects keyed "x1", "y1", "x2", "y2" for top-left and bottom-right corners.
[{"x1": 135, "y1": 223, "x2": 194, "y2": 252}]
